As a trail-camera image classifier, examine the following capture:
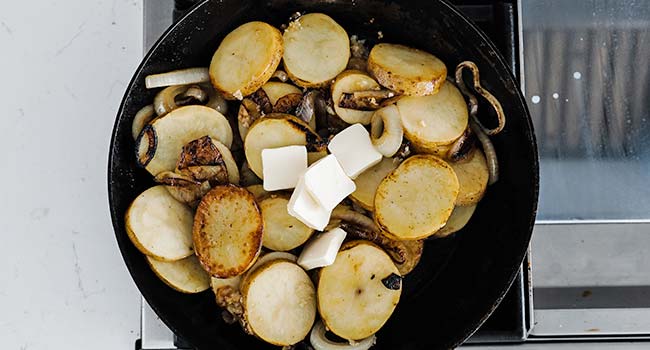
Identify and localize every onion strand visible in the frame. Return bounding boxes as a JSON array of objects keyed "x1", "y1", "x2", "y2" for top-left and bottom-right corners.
[{"x1": 145, "y1": 67, "x2": 210, "y2": 89}]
